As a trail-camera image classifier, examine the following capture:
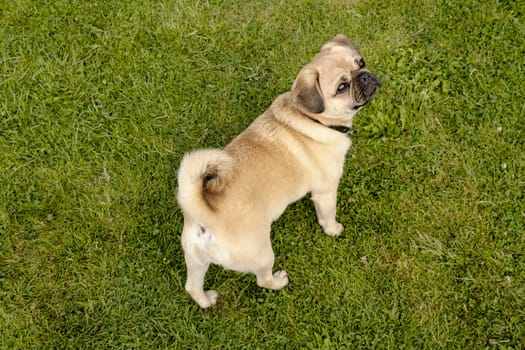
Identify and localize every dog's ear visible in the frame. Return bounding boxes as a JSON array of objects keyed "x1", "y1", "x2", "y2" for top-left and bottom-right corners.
[
  {"x1": 292, "y1": 68, "x2": 324, "y2": 114},
  {"x1": 332, "y1": 34, "x2": 353, "y2": 47},
  {"x1": 322, "y1": 34, "x2": 357, "y2": 51}
]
